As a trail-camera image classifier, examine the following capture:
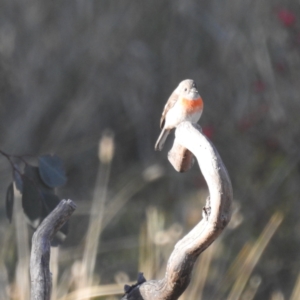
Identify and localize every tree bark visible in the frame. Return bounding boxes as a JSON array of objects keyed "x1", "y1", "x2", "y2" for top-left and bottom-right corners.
[
  {"x1": 30, "y1": 199, "x2": 76, "y2": 300},
  {"x1": 122, "y1": 122, "x2": 233, "y2": 300}
]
